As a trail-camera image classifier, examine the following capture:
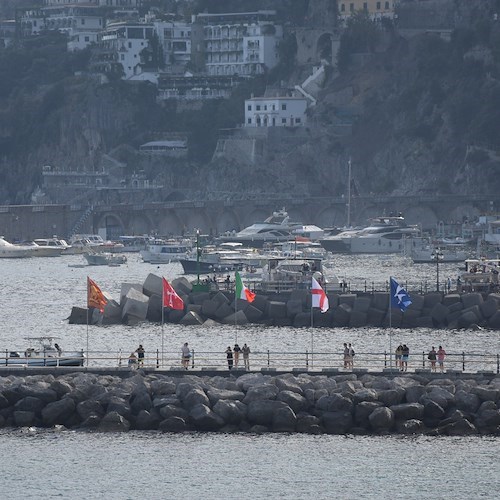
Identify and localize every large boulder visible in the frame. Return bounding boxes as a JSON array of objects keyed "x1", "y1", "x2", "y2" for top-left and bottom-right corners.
[
  {"x1": 243, "y1": 384, "x2": 279, "y2": 404},
  {"x1": 41, "y1": 398, "x2": 76, "y2": 427},
  {"x1": 207, "y1": 388, "x2": 245, "y2": 406},
  {"x1": 273, "y1": 406, "x2": 297, "y2": 432},
  {"x1": 189, "y1": 404, "x2": 225, "y2": 431},
  {"x1": 322, "y1": 411, "x2": 353, "y2": 434},
  {"x1": 213, "y1": 400, "x2": 247, "y2": 424},
  {"x1": 390, "y1": 403, "x2": 424, "y2": 421},
  {"x1": 183, "y1": 388, "x2": 211, "y2": 410},
  {"x1": 316, "y1": 393, "x2": 353, "y2": 413},
  {"x1": 247, "y1": 400, "x2": 288, "y2": 425},
  {"x1": 159, "y1": 417, "x2": 188, "y2": 432},
  {"x1": 277, "y1": 391, "x2": 310, "y2": 413},
  {"x1": 99, "y1": 411, "x2": 130, "y2": 432},
  {"x1": 368, "y1": 407, "x2": 395, "y2": 431}
]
